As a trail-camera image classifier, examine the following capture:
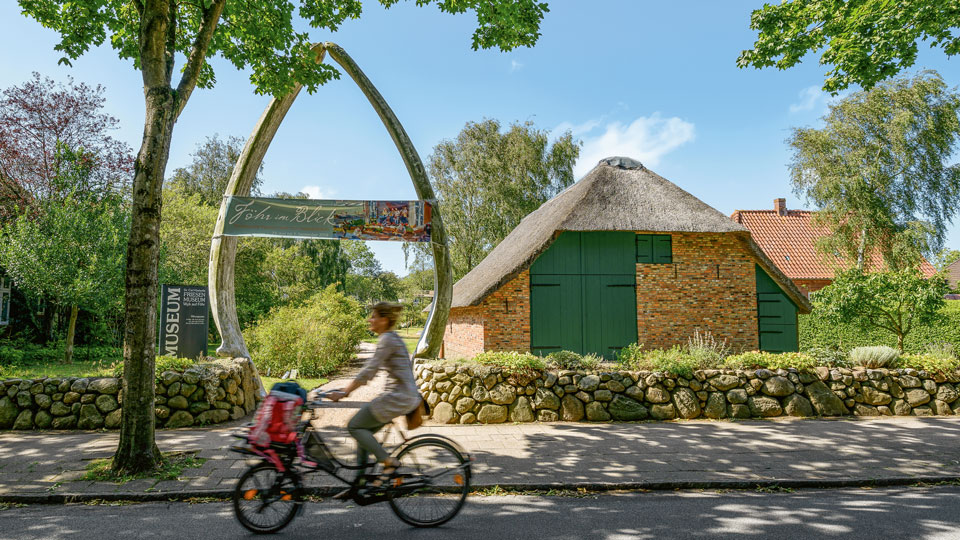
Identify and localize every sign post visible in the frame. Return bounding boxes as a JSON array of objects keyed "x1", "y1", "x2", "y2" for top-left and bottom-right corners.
[{"x1": 158, "y1": 285, "x2": 209, "y2": 359}]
